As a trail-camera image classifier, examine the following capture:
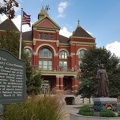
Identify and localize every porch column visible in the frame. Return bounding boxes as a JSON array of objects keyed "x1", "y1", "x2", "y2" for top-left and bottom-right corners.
[
  {"x1": 56, "y1": 76, "x2": 60, "y2": 90},
  {"x1": 74, "y1": 76, "x2": 79, "y2": 93},
  {"x1": 72, "y1": 77, "x2": 75, "y2": 93},
  {"x1": 59, "y1": 77, "x2": 64, "y2": 91}
]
